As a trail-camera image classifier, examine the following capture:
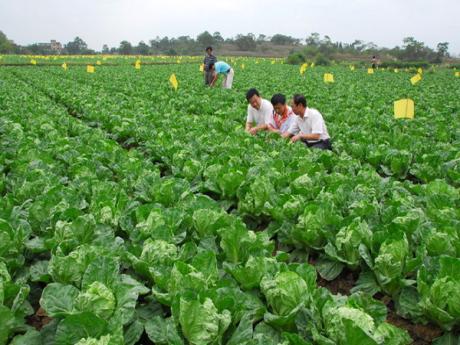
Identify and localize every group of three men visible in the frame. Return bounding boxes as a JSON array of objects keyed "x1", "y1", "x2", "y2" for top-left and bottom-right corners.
[
  {"x1": 203, "y1": 47, "x2": 332, "y2": 150},
  {"x1": 245, "y1": 89, "x2": 332, "y2": 150}
]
